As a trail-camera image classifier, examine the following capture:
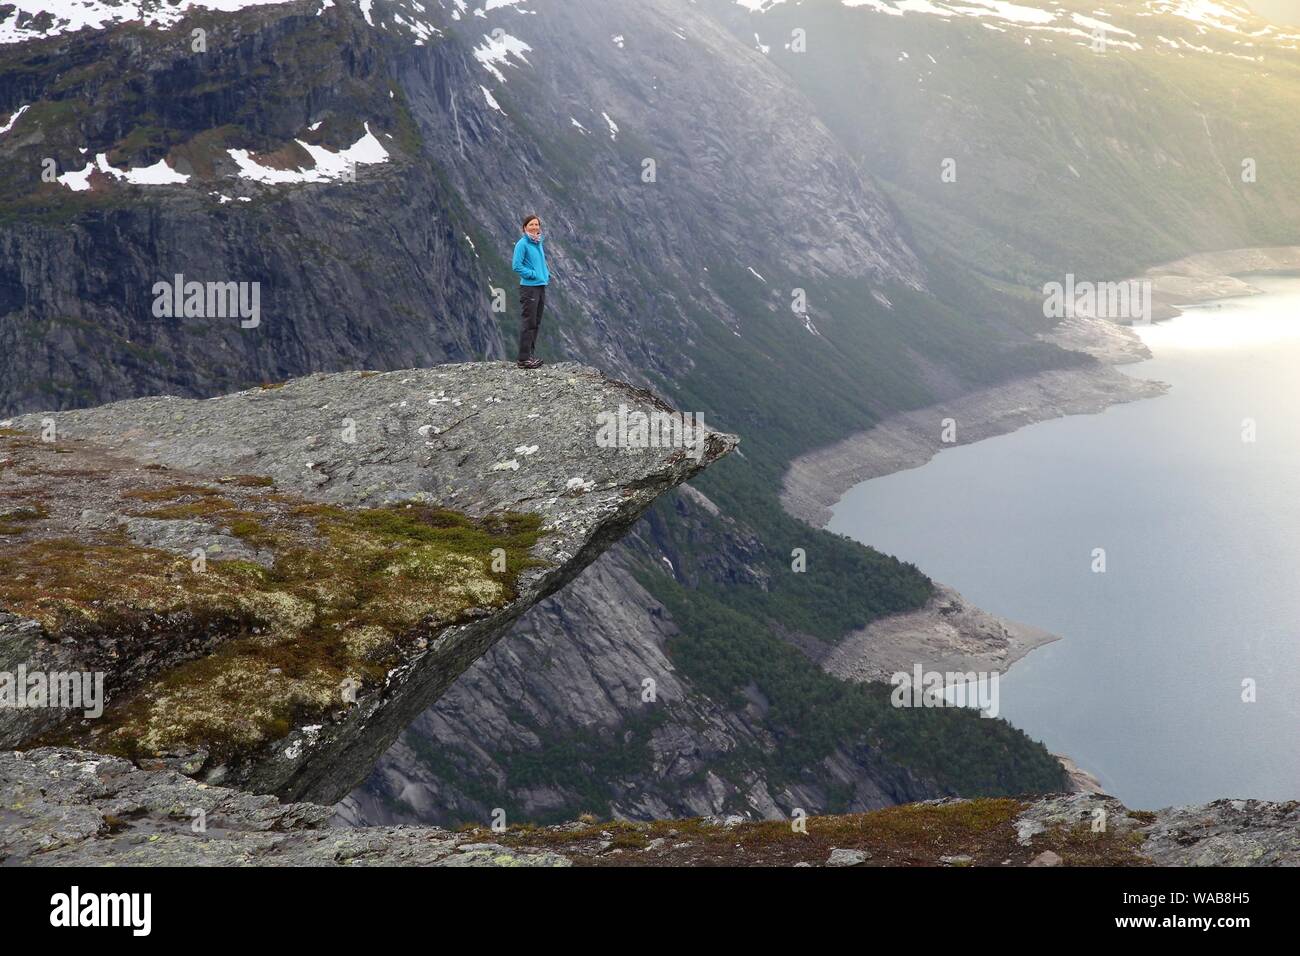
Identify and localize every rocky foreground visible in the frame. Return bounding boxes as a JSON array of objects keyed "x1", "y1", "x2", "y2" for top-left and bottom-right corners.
[
  {"x1": 3, "y1": 747, "x2": 1294, "y2": 866},
  {"x1": 0, "y1": 363, "x2": 735, "y2": 806}
]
